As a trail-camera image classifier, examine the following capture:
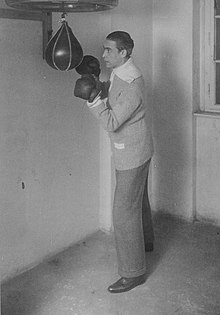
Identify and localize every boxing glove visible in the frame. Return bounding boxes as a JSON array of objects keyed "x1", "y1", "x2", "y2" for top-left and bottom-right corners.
[
  {"x1": 75, "y1": 55, "x2": 110, "y2": 101},
  {"x1": 87, "y1": 76, "x2": 111, "y2": 102},
  {"x1": 74, "y1": 74, "x2": 96, "y2": 100},
  {"x1": 75, "y1": 55, "x2": 101, "y2": 78},
  {"x1": 74, "y1": 75, "x2": 110, "y2": 103},
  {"x1": 93, "y1": 78, "x2": 110, "y2": 100}
]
